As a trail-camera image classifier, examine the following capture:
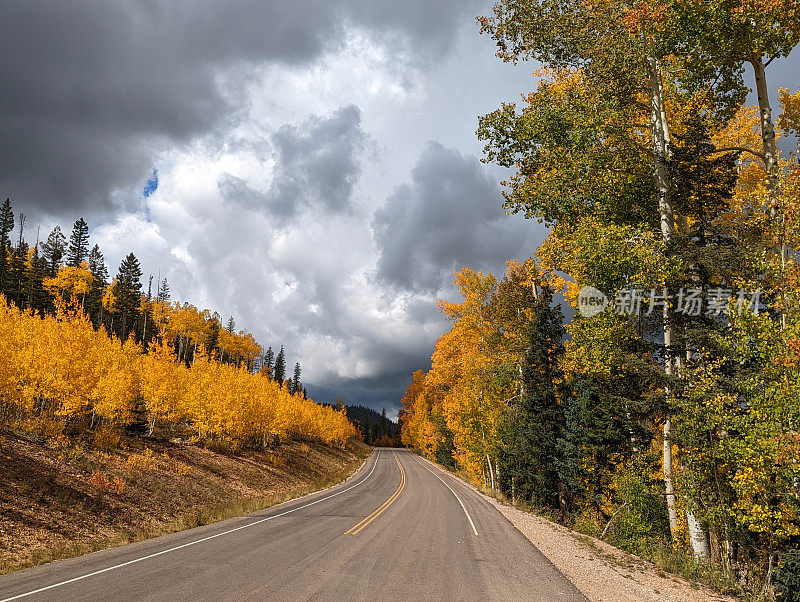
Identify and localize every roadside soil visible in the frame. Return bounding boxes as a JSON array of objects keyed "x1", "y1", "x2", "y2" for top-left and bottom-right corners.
[{"x1": 0, "y1": 430, "x2": 370, "y2": 574}]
